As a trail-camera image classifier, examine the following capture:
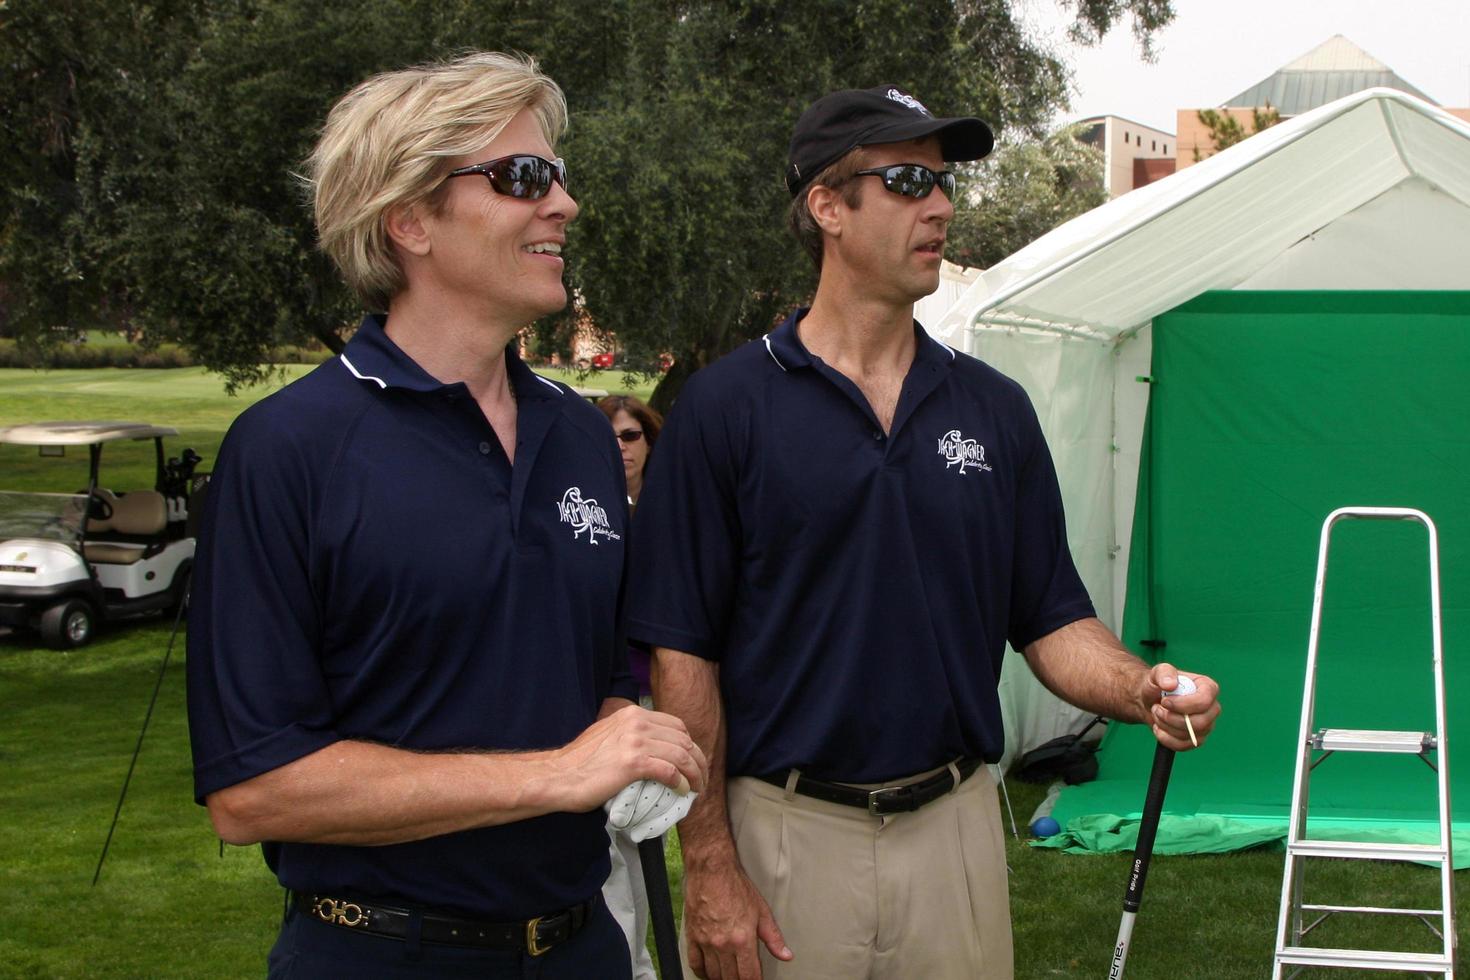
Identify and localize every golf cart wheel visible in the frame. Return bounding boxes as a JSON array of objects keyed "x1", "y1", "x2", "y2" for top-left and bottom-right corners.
[{"x1": 40, "y1": 599, "x2": 95, "y2": 650}]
